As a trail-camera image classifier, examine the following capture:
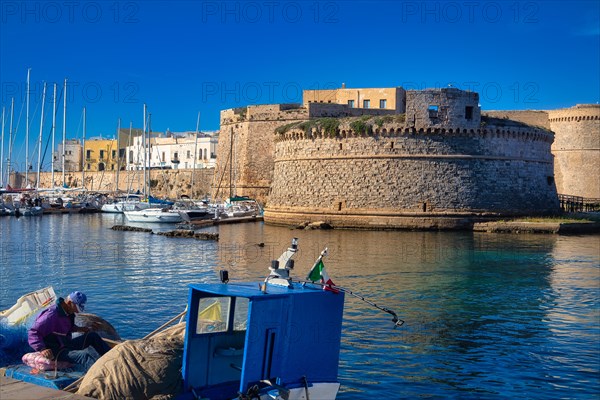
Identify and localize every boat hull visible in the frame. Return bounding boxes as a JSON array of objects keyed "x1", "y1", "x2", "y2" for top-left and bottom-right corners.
[
  {"x1": 259, "y1": 382, "x2": 340, "y2": 400},
  {"x1": 124, "y1": 208, "x2": 183, "y2": 223}
]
